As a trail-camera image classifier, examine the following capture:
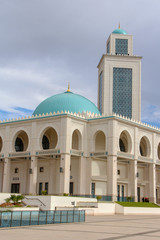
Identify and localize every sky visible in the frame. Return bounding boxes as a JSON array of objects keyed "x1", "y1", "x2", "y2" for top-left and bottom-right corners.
[{"x1": 0, "y1": 0, "x2": 160, "y2": 126}]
